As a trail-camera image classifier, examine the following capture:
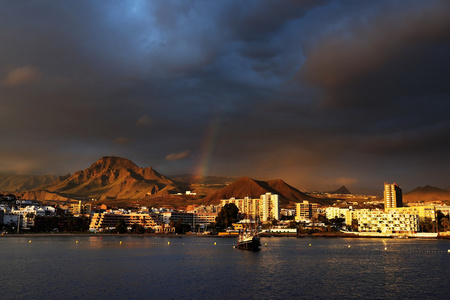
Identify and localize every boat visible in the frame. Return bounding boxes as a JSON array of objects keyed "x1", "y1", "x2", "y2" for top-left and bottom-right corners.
[{"x1": 236, "y1": 229, "x2": 261, "y2": 251}]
